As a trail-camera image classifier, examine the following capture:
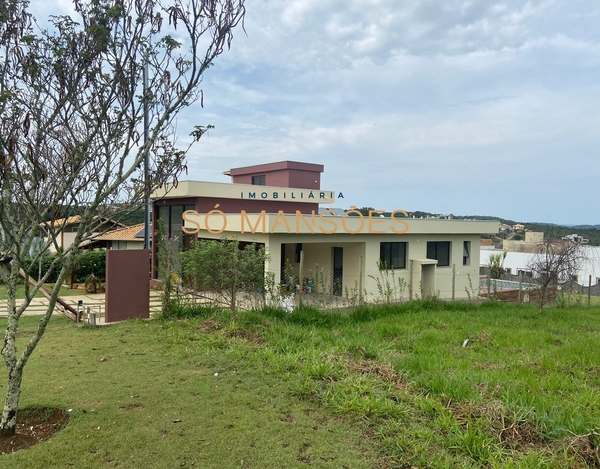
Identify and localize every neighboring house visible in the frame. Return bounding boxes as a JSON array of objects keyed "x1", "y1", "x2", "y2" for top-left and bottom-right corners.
[
  {"x1": 151, "y1": 161, "x2": 499, "y2": 301},
  {"x1": 480, "y1": 247, "x2": 600, "y2": 286},
  {"x1": 86, "y1": 223, "x2": 145, "y2": 250},
  {"x1": 561, "y1": 234, "x2": 589, "y2": 244},
  {"x1": 42, "y1": 216, "x2": 125, "y2": 253}
]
